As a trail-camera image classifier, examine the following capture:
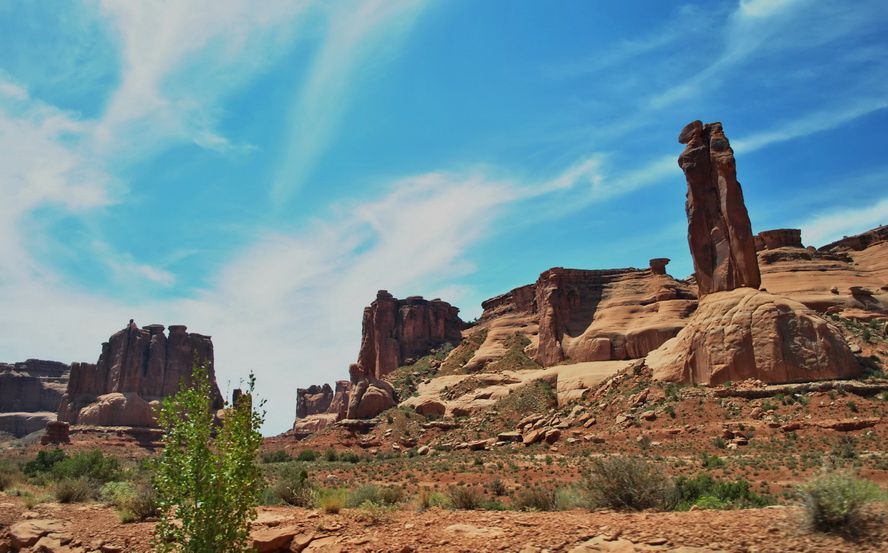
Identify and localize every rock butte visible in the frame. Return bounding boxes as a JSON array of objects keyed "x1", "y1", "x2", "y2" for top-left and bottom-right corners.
[{"x1": 58, "y1": 321, "x2": 223, "y2": 428}]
